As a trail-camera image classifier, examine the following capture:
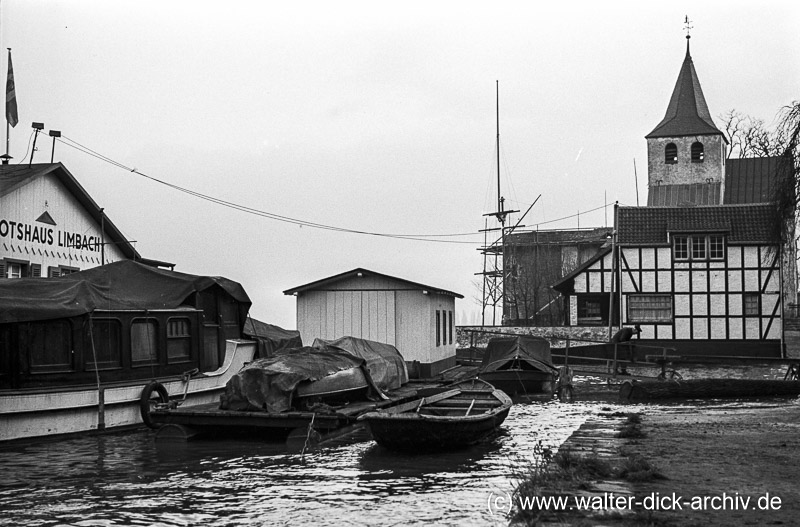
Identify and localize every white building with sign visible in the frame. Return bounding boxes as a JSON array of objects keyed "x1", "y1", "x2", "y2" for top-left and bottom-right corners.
[{"x1": 0, "y1": 162, "x2": 171, "y2": 278}]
